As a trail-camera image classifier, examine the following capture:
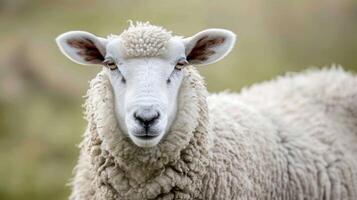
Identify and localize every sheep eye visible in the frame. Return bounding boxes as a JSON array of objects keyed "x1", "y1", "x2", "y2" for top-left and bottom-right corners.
[
  {"x1": 175, "y1": 57, "x2": 189, "y2": 70},
  {"x1": 103, "y1": 59, "x2": 117, "y2": 70}
]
